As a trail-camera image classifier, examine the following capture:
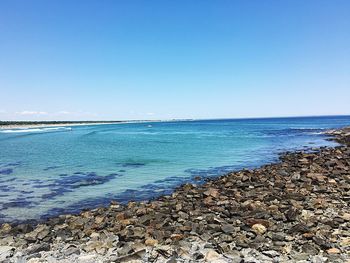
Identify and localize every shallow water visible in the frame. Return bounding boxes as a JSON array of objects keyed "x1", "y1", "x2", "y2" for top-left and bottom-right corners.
[{"x1": 1, "y1": 116, "x2": 350, "y2": 222}]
